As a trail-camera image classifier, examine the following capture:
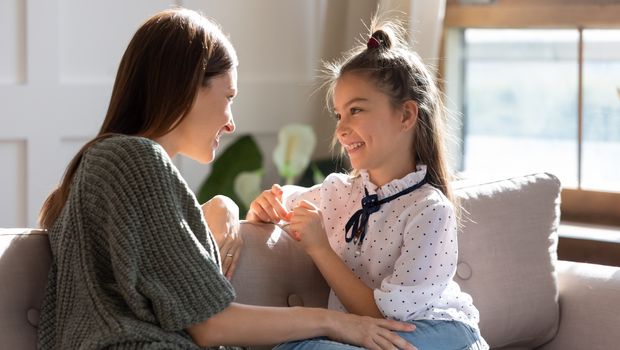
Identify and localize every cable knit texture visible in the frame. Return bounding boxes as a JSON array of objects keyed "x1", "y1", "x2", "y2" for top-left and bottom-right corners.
[{"x1": 37, "y1": 135, "x2": 236, "y2": 349}]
